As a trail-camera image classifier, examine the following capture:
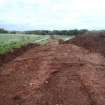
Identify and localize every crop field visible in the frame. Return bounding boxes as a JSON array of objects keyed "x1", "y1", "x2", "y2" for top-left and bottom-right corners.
[
  {"x1": 0, "y1": 34, "x2": 73, "y2": 54},
  {"x1": 0, "y1": 34, "x2": 50, "y2": 54}
]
